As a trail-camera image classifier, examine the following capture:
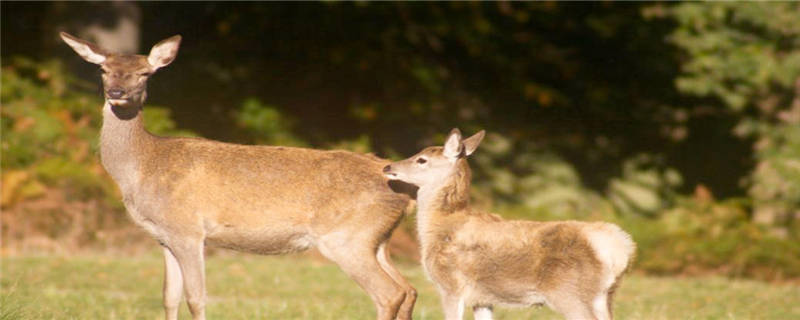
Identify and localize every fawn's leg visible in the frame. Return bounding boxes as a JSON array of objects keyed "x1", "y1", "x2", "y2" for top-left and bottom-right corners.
[
  {"x1": 163, "y1": 246, "x2": 184, "y2": 320},
  {"x1": 472, "y1": 305, "x2": 493, "y2": 320},
  {"x1": 440, "y1": 293, "x2": 465, "y2": 320},
  {"x1": 550, "y1": 296, "x2": 595, "y2": 320}
]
